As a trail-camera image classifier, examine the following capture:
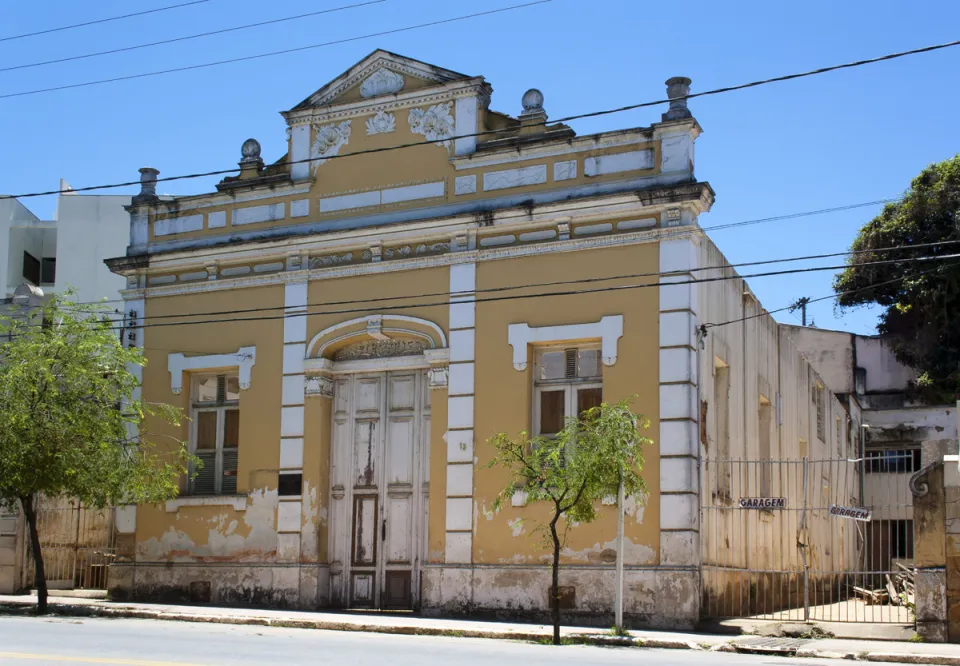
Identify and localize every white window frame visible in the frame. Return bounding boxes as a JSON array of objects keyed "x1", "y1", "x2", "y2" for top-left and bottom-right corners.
[
  {"x1": 189, "y1": 374, "x2": 240, "y2": 496},
  {"x1": 532, "y1": 344, "x2": 603, "y2": 437}
]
